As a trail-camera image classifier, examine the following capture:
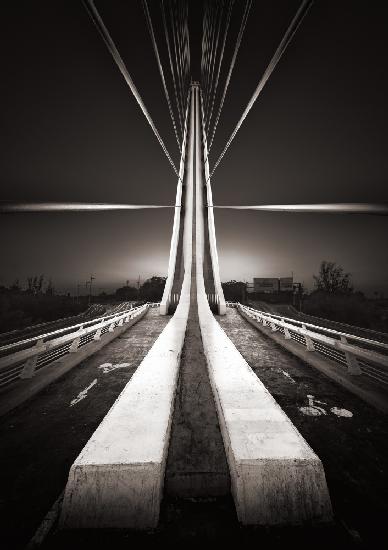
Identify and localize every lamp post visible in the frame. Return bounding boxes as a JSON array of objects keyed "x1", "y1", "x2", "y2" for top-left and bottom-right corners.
[
  {"x1": 76, "y1": 283, "x2": 82, "y2": 304},
  {"x1": 293, "y1": 282, "x2": 303, "y2": 312},
  {"x1": 86, "y1": 275, "x2": 95, "y2": 308}
]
